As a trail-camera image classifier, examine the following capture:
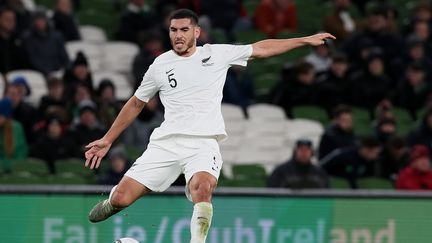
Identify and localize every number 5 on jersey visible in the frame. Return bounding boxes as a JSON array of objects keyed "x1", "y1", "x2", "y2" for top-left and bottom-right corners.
[{"x1": 167, "y1": 73, "x2": 177, "y2": 88}]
